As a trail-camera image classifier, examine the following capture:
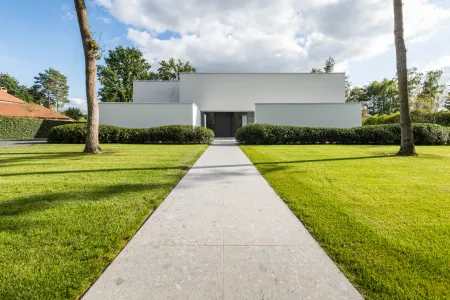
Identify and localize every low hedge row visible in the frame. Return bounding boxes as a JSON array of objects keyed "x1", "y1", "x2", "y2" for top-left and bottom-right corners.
[
  {"x1": 235, "y1": 123, "x2": 450, "y2": 145},
  {"x1": 363, "y1": 110, "x2": 450, "y2": 126},
  {"x1": 47, "y1": 124, "x2": 214, "y2": 144},
  {"x1": 0, "y1": 116, "x2": 75, "y2": 140}
]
